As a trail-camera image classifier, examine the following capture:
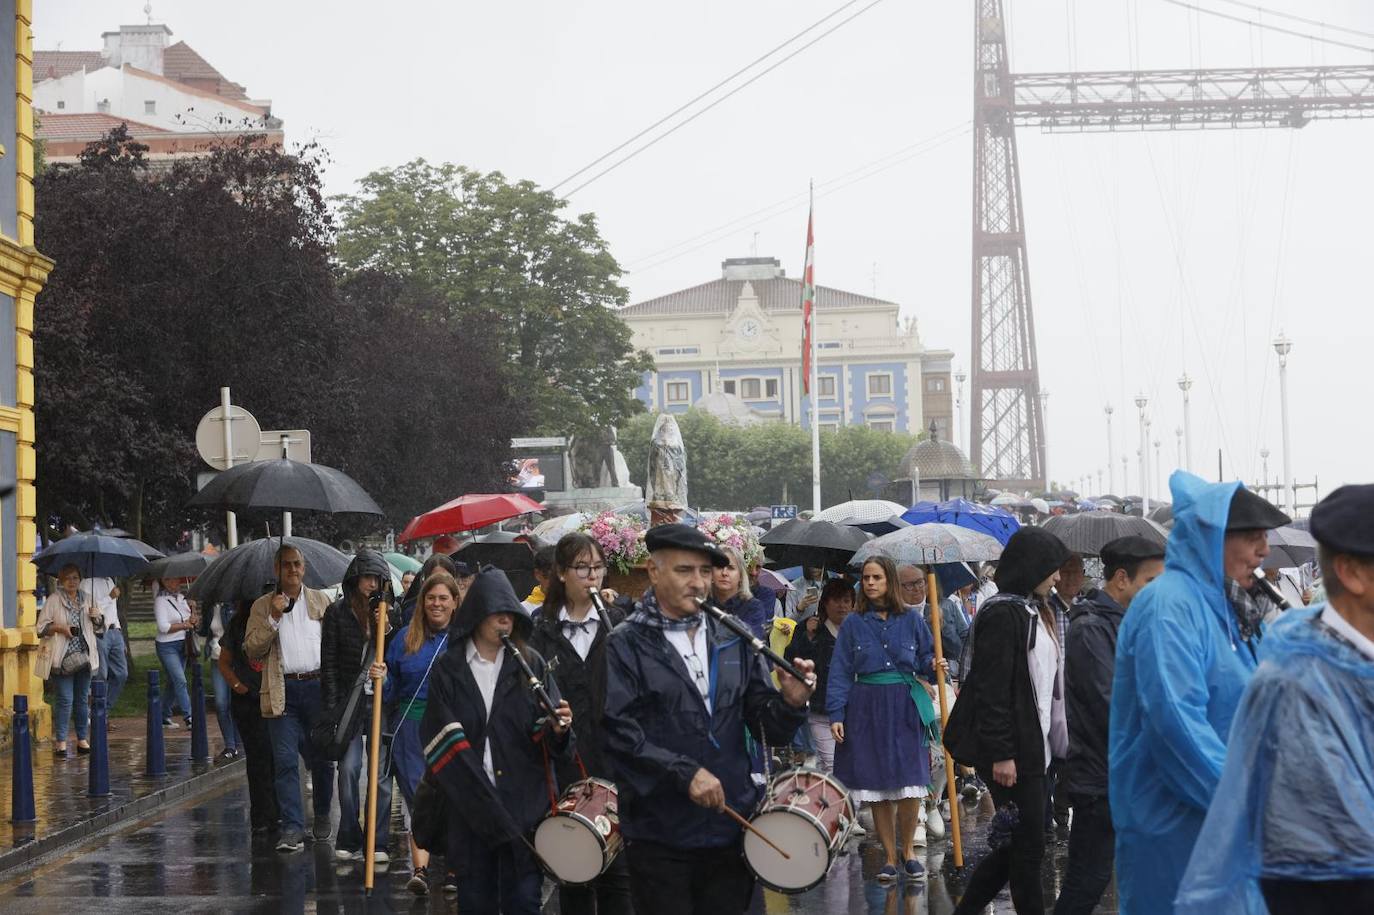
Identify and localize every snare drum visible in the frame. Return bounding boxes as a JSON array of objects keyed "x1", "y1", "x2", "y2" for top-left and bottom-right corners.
[
  {"x1": 534, "y1": 778, "x2": 623, "y2": 885},
  {"x1": 742, "y1": 768, "x2": 854, "y2": 893}
]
